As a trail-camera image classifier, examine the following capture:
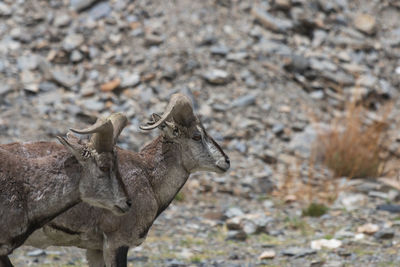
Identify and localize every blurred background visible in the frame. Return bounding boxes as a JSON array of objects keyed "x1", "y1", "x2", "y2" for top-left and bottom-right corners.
[{"x1": 2, "y1": 0, "x2": 400, "y2": 266}]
